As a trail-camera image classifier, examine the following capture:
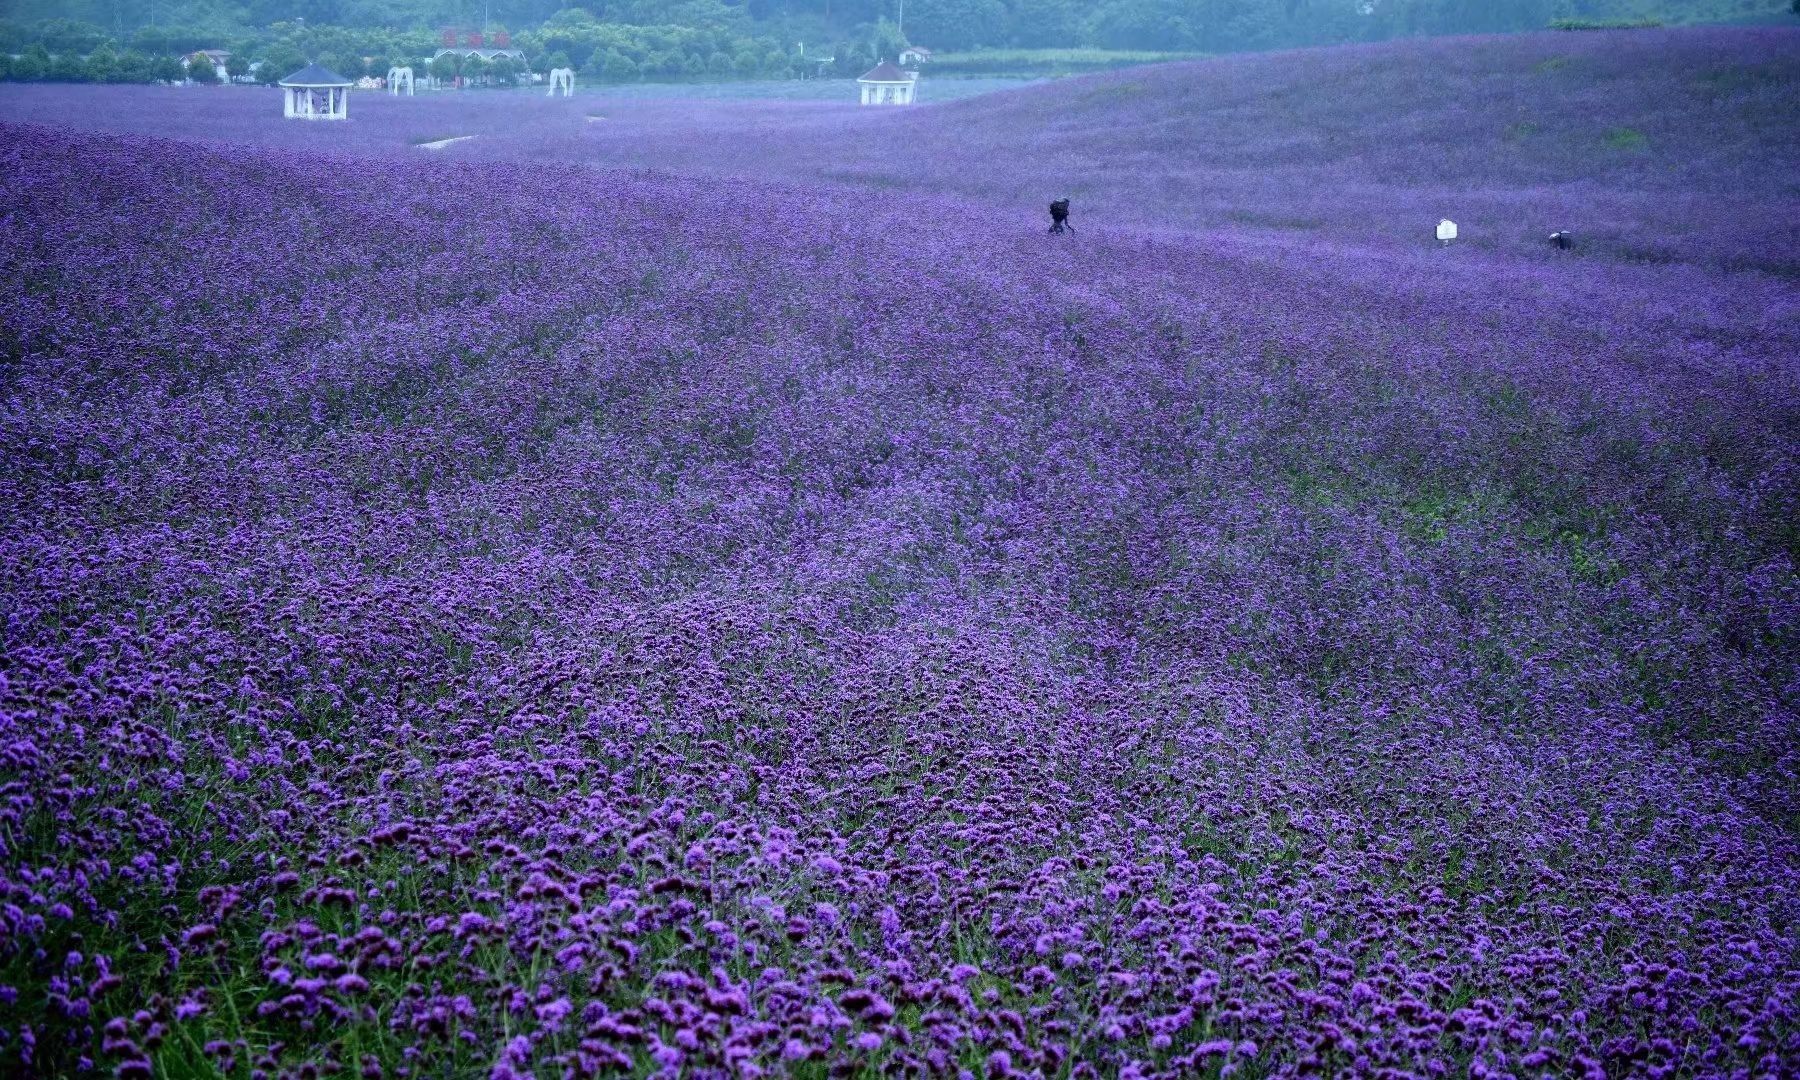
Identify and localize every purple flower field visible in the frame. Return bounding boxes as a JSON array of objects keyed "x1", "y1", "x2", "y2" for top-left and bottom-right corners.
[{"x1": 3, "y1": 25, "x2": 1798, "y2": 1080}]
